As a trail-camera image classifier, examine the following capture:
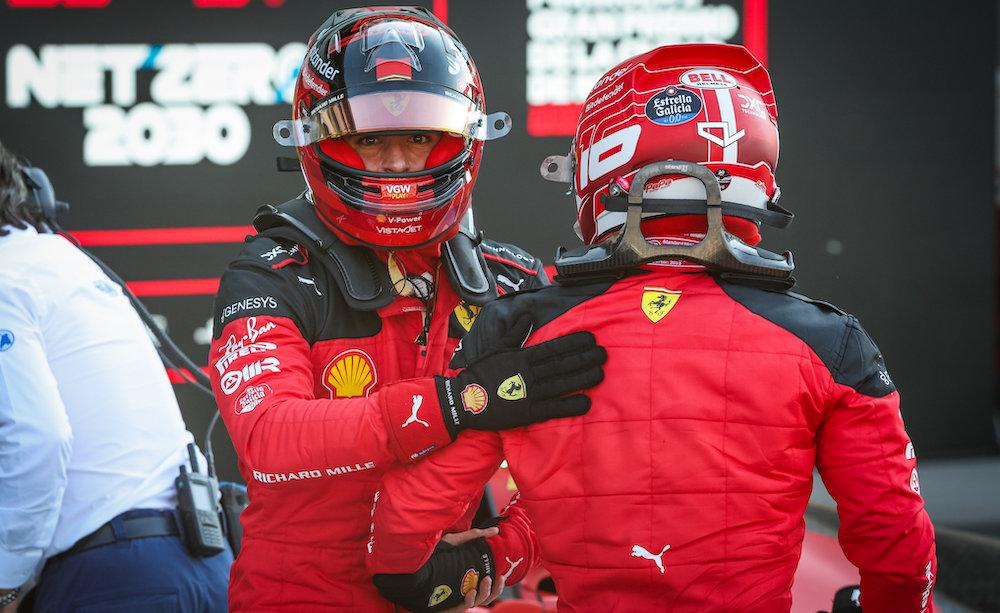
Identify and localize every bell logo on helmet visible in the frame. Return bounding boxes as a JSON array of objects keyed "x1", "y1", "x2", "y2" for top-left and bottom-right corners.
[
  {"x1": 578, "y1": 124, "x2": 642, "y2": 190},
  {"x1": 680, "y1": 68, "x2": 736, "y2": 89}
]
